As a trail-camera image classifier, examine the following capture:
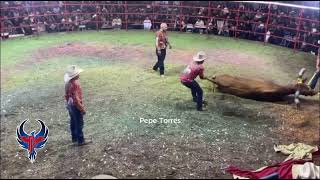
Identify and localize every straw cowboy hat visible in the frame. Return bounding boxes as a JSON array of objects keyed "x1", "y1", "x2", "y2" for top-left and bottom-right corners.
[
  {"x1": 298, "y1": 162, "x2": 320, "y2": 179},
  {"x1": 91, "y1": 174, "x2": 117, "y2": 179},
  {"x1": 64, "y1": 65, "x2": 83, "y2": 83},
  {"x1": 193, "y1": 51, "x2": 207, "y2": 62}
]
